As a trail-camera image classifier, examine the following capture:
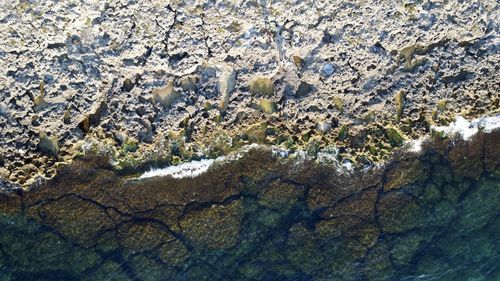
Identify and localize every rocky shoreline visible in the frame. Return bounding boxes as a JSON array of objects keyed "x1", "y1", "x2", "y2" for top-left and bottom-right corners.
[
  {"x1": 1, "y1": 0, "x2": 499, "y2": 187},
  {"x1": 1, "y1": 0, "x2": 499, "y2": 279}
]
